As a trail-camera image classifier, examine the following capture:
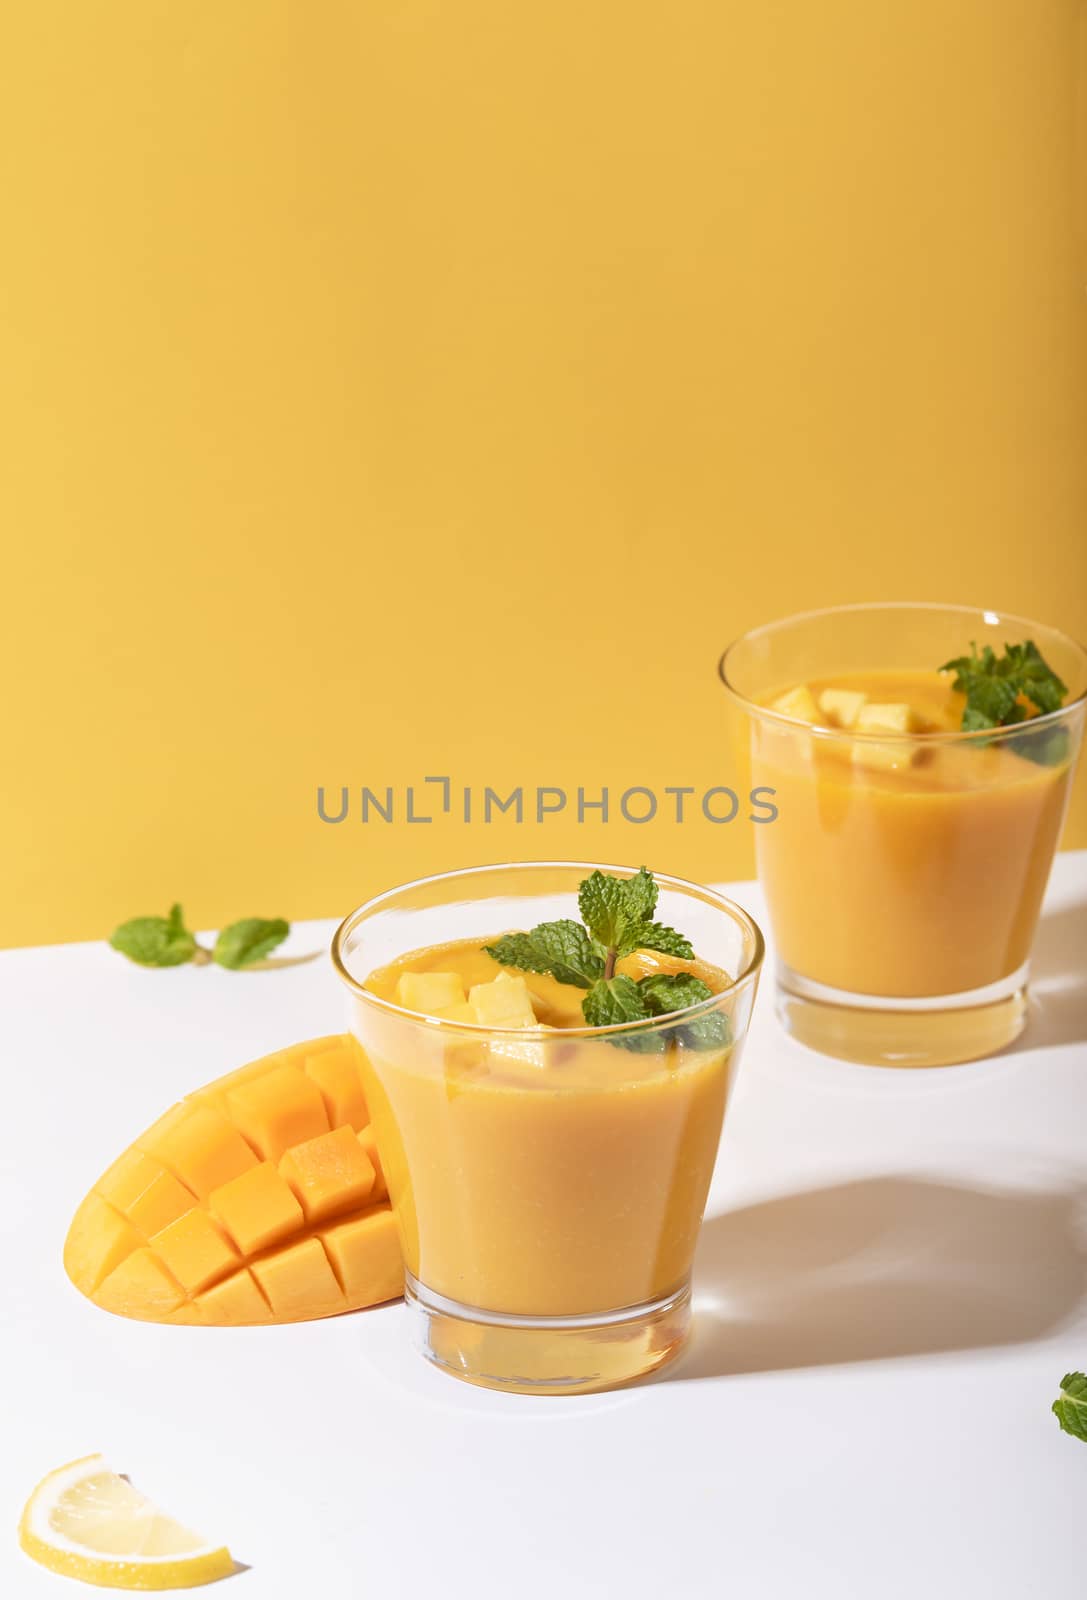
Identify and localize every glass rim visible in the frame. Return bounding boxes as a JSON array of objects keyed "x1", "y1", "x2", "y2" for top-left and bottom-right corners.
[
  {"x1": 331, "y1": 859, "x2": 765, "y2": 1039},
  {"x1": 717, "y1": 599, "x2": 1087, "y2": 744}
]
